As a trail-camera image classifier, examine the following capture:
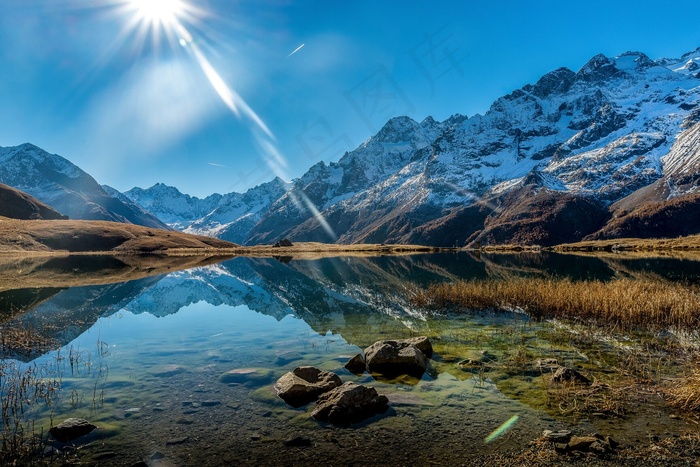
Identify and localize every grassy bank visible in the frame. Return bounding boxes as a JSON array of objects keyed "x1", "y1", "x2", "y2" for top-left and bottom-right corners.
[{"x1": 411, "y1": 277, "x2": 700, "y2": 330}]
